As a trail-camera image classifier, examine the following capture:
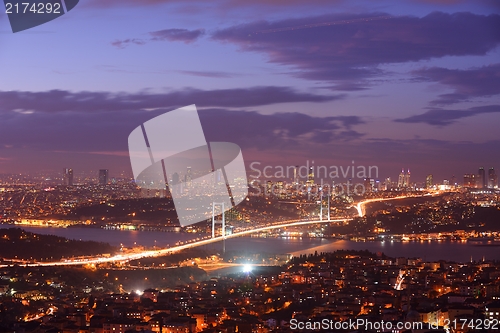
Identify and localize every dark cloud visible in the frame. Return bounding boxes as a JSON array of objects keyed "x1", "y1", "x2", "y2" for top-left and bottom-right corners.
[
  {"x1": 86, "y1": 0, "x2": 500, "y2": 10},
  {"x1": 175, "y1": 70, "x2": 238, "y2": 78},
  {"x1": 413, "y1": 64, "x2": 500, "y2": 105},
  {"x1": 394, "y1": 105, "x2": 500, "y2": 126},
  {"x1": 111, "y1": 28, "x2": 204, "y2": 48},
  {"x1": 212, "y1": 12, "x2": 500, "y2": 89},
  {"x1": 0, "y1": 103, "x2": 363, "y2": 155},
  {"x1": 0, "y1": 87, "x2": 339, "y2": 113},
  {"x1": 149, "y1": 28, "x2": 205, "y2": 43},
  {"x1": 199, "y1": 108, "x2": 365, "y2": 150}
]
